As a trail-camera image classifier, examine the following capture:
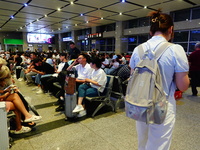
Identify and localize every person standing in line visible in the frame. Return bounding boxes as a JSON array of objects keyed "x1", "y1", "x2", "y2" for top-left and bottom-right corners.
[
  {"x1": 68, "y1": 42, "x2": 81, "y2": 59},
  {"x1": 129, "y1": 10, "x2": 189, "y2": 150},
  {"x1": 188, "y1": 42, "x2": 200, "y2": 96}
]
